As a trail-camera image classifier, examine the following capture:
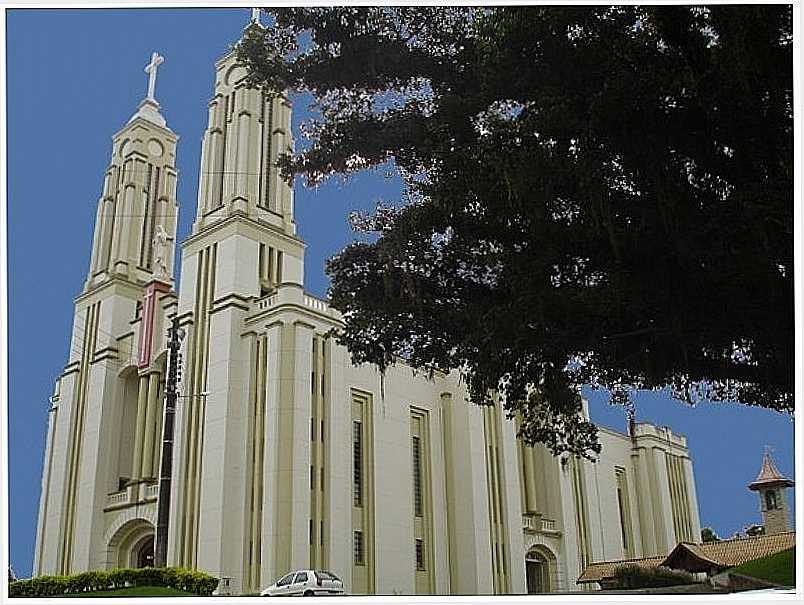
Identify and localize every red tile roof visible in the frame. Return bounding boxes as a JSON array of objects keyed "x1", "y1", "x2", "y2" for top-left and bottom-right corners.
[
  {"x1": 577, "y1": 556, "x2": 666, "y2": 584},
  {"x1": 577, "y1": 532, "x2": 796, "y2": 584},
  {"x1": 663, "y1": 532, "x2": 795, "y2": 571}
]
